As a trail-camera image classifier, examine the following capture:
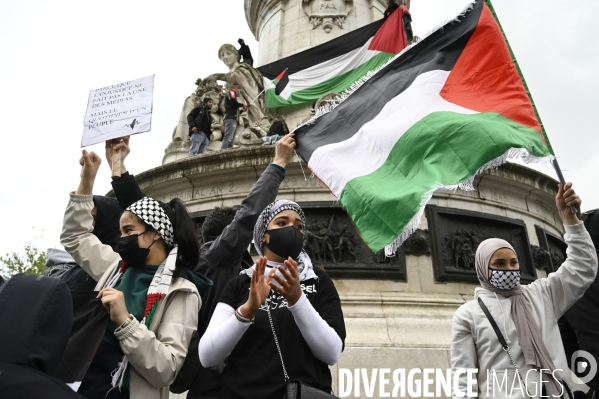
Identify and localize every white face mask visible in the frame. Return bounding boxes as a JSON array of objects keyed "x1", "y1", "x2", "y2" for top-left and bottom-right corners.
[{"x1": 489, "y1": 269, "x2": 521, "y2": 290}]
